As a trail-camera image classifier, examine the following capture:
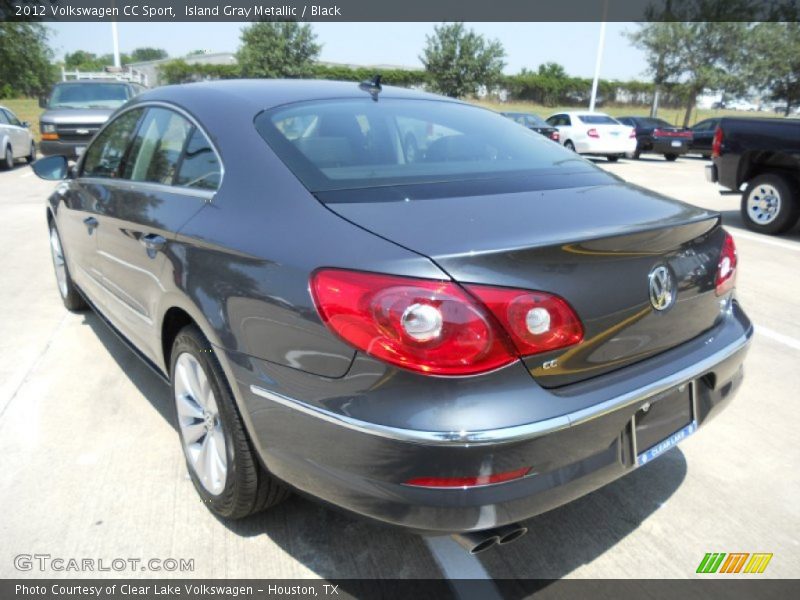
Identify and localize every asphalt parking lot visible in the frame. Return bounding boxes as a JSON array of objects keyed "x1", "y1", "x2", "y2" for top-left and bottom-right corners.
[{"x1": 0, "y1": 155, "x2": 798, "y2": 582}]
